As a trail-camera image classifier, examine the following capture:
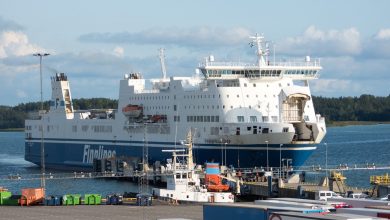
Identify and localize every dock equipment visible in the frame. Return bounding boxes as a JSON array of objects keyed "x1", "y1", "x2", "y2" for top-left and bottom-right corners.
[
  {"x1": 330, "y1": 171, "x2": 347, "y2": 195},
  {"x1": 370, "y1": 173, "x2": 390, "y2": 197}
]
